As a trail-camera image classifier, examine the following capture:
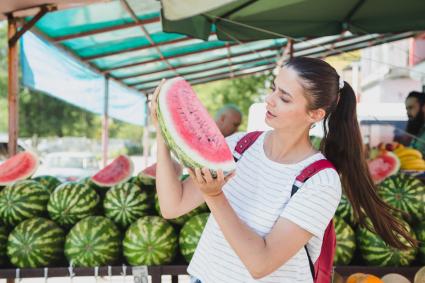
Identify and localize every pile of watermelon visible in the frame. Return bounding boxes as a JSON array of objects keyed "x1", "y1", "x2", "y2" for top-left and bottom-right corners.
[
  {"x1": 335, "y1": 170, "x2": 425, "y2": 267},
  {"x1": 0, "y1": 152, "x2": 210, "y2": 268}
]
